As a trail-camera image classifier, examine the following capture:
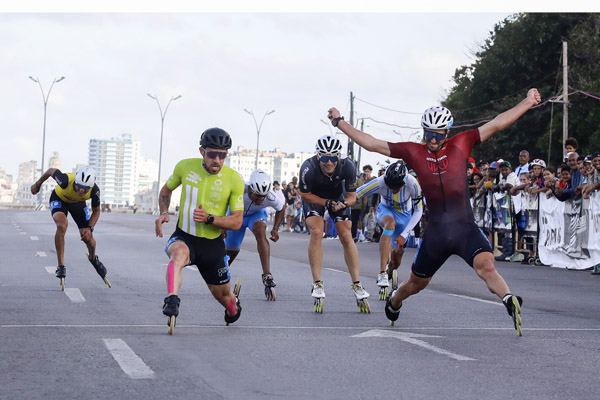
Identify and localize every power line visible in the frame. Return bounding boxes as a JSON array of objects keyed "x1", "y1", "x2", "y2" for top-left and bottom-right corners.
[{"x1": 354, "y1": 97, "x2": 422, "y2": 115}]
